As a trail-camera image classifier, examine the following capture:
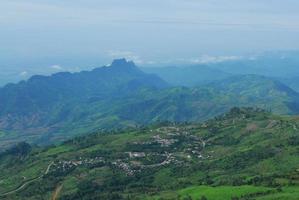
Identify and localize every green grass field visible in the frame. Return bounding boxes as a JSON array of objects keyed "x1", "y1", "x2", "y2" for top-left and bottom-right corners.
[
  {"x1": 256, "y1": 186, "x2": 299, "y2": 200},
  {"x1": 149, "y1": 185, "x2": 274, "y2": 200}
]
